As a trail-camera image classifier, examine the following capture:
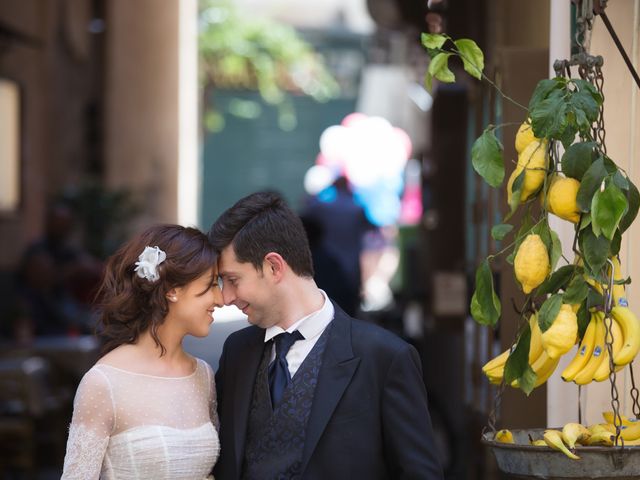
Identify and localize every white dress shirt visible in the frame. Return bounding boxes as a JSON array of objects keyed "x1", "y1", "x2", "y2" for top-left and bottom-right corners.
[{"x1": 264, "y1": 290, "x2": 334, "y2": 377}]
